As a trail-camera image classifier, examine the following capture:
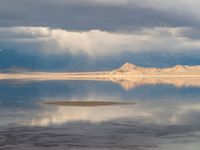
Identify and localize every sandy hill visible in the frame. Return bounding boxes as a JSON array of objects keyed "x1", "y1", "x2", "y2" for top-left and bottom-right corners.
[{"x1": 111, "y1": 63, "x2": 200, "y2": 75}]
